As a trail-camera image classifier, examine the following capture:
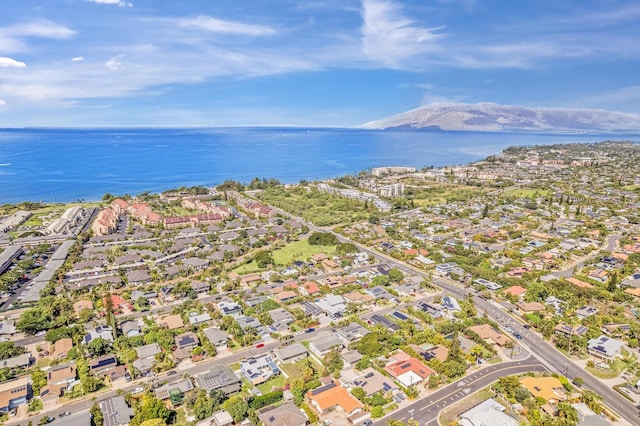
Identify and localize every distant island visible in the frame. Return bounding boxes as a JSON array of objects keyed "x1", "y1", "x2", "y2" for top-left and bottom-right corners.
[{"x1": 362, "y1": 102, "x2": 640, "y2": 134}]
